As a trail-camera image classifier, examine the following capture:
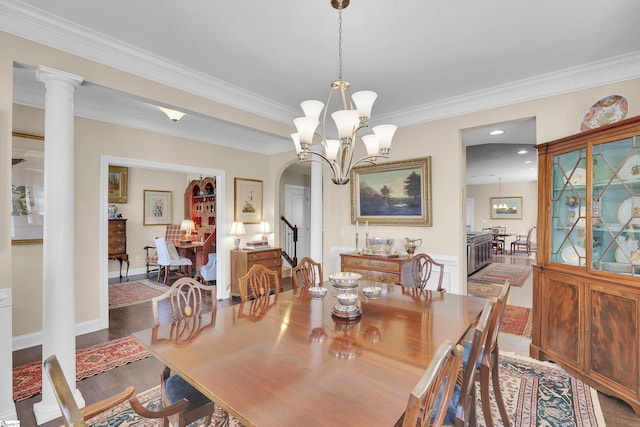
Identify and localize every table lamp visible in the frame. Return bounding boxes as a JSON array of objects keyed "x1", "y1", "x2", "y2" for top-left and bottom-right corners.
[
  {"x1": 230, "y1": 221, "x2": 246, "y2": 249},
  {"x1": 258, "y1": 220, "x2": 272, "y2": 242},
  {"x1": 180, "y1": 219, "x2": 195, "y2": 243}
]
